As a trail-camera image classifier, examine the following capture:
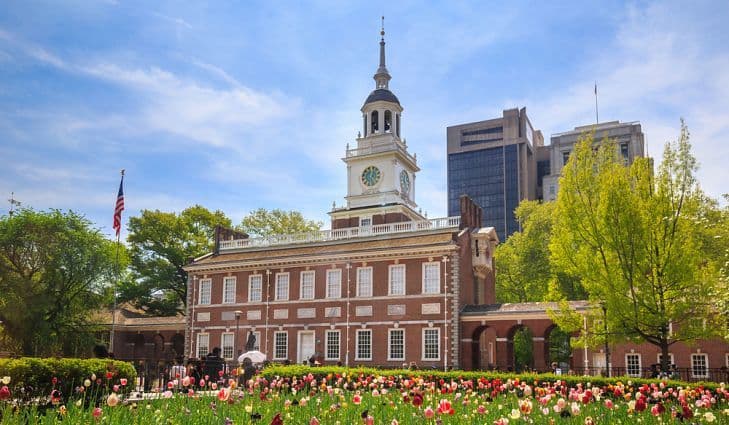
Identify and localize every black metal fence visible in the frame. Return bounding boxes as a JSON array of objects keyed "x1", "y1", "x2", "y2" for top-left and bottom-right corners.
[{"x1": 543, "y1": 367, "x2": 728, "y2": 383}]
